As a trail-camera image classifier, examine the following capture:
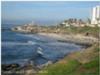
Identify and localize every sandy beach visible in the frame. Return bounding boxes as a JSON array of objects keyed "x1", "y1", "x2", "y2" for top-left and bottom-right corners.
[{"x1": 37, "y1": 33, "x2": 98, "y2": 45}]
